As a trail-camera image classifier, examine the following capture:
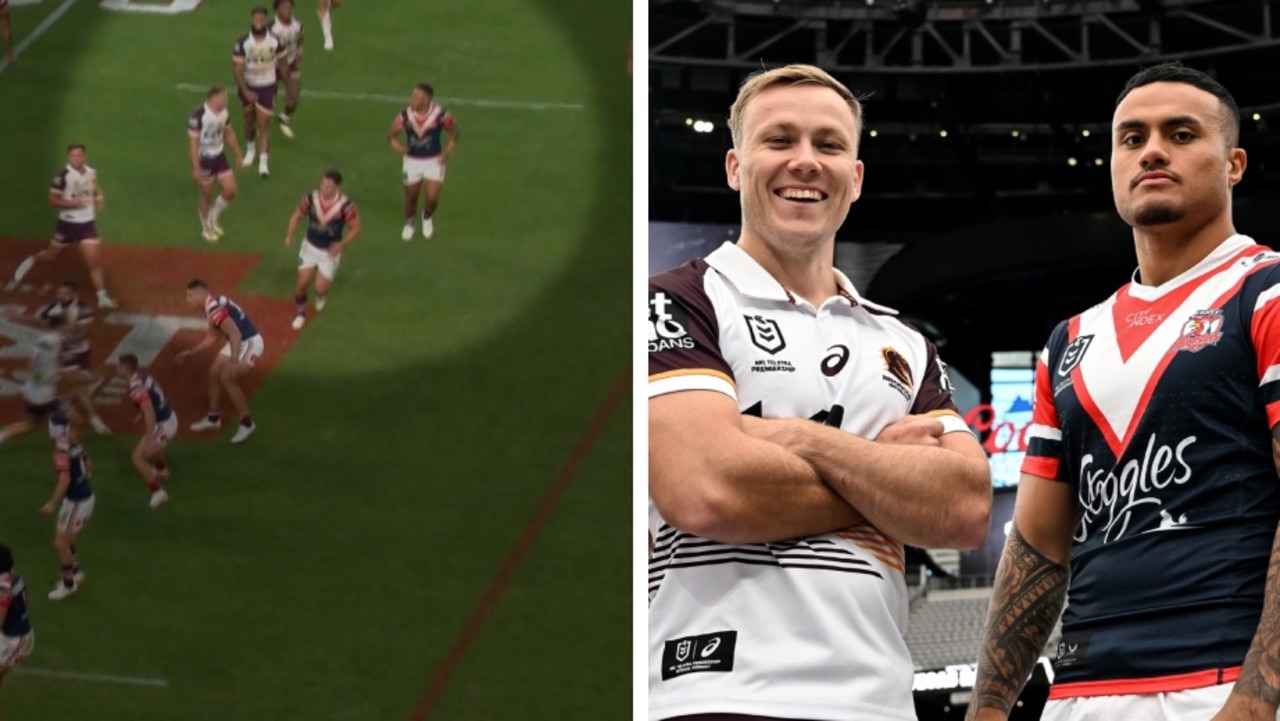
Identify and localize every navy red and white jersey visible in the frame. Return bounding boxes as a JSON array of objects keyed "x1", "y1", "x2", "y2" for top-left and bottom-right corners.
[
  {"x1": 49, "y1": 418, "x2": 93, "y2": 502},
  {"x1": 39, "y1": 296, "x2": 93, "y2": 356},
  {"x1": 392, "y1": 104, "x2": 455, "y2": 159},
  {"x1": 0, "y1": 572, "x2": 30, "y2": 638},
  {"x1": 50, "y1": 164, "x2": 97, "y2": 224},
  {"x1": 204, "y1": 294, "x2": 259, "y2": 341},
  {"x1": 1022, "y1": 235, "x2": 1280, "y2": 696},
  {"x1": 129, "y1": 371, "x2": 174, "y2": 425},
  {"x1": 188, "y1": 103, "x2": 230, "y2": 159},
  {"x1": 647, "y1": 242, "x2": 969, "y2": 721},
  {"x1": 232, "y1": 30, "x2": 284, "y2": 88},
  {"x1": 299, "y1": 191, "x2": 357, "y2": 250}
]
